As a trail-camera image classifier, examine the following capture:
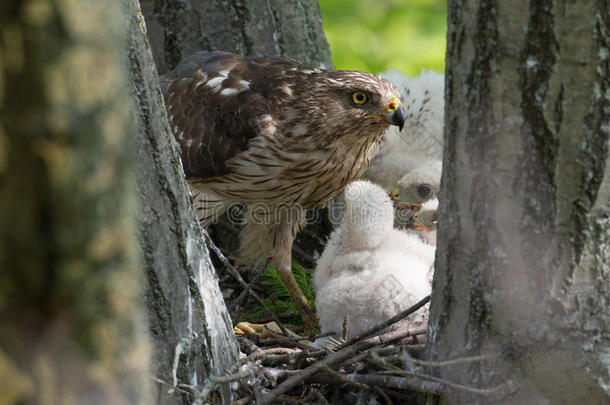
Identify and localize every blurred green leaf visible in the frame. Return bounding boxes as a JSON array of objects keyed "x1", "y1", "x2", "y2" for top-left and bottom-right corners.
[{"x1": 319, "y1": 0, "x2": 446, "y2": 76}]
